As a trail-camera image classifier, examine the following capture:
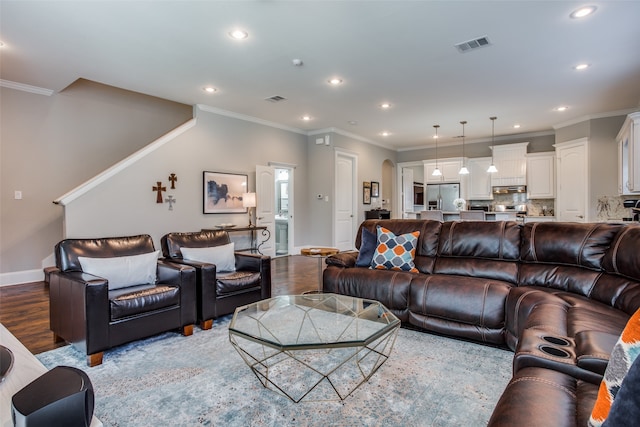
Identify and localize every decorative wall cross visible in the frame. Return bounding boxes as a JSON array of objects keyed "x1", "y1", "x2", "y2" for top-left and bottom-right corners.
[
  {"x1": 165, "y1": 195, "x2": 176, "y2": 210},
  {"x1": 168, "y1": 173, "x2": 178, "y2": 189},
  {"x1": 153, "y1": 181, "x2": 166, "y2": 203}
]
